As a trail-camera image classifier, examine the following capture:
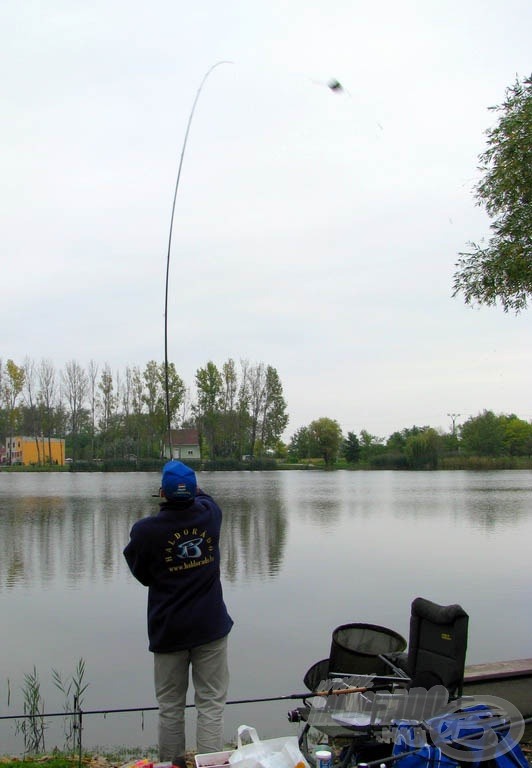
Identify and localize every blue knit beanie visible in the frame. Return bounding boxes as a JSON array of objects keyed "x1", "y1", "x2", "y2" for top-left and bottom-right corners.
[{"x1": 161, "y1": 461, "x2": 197, "y2": 501}]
